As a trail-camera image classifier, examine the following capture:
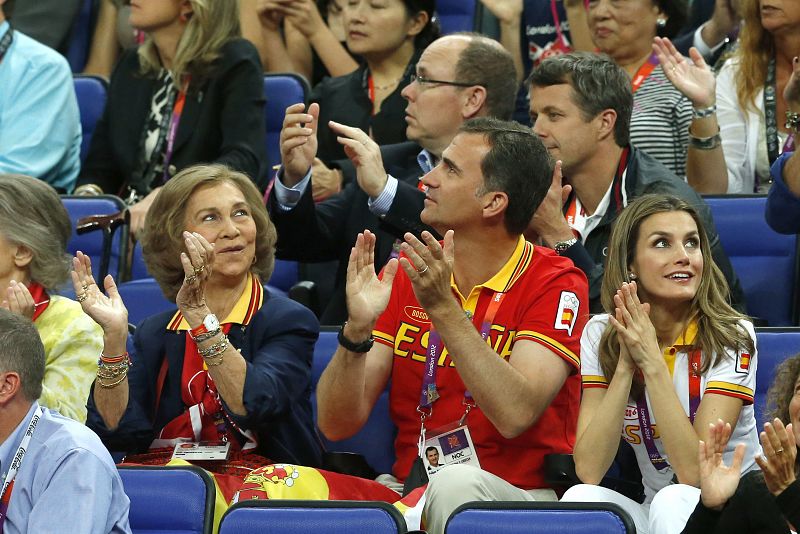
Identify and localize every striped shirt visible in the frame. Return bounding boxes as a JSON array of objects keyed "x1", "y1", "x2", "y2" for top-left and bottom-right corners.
[{"x1": 630, "y1": 66, "x2": 692, "y2": 178}]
